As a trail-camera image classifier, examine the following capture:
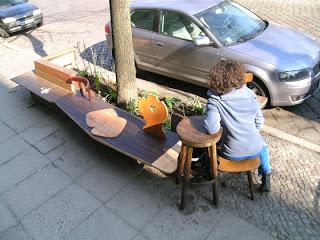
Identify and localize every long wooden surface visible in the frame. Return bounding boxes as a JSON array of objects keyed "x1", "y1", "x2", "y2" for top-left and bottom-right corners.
[
  {"x1": 11, "y1": 72, "x2": 180, "y2": 174},
  {"x1": 12, "y1": 71, "x2": 70, "y2": 103}
]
